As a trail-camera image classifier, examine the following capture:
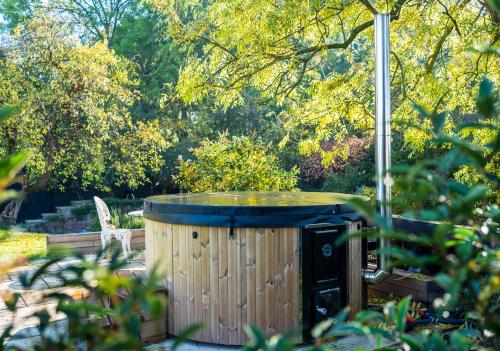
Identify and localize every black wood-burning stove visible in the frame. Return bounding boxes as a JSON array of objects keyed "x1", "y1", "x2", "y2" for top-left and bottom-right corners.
[{"x1": 301, "y1": 224, "x2": 348, "y2": 340}]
